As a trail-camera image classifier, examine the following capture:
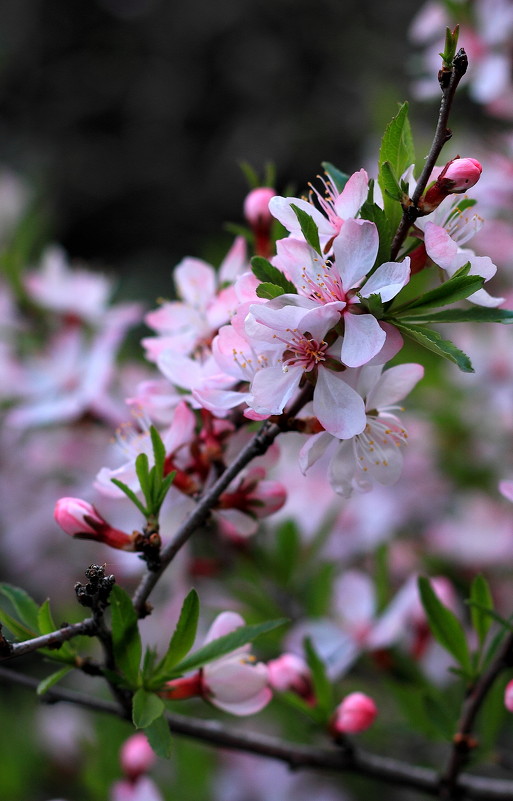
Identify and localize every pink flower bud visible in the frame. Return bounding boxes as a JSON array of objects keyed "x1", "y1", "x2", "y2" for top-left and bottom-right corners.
[
  {"x1": 243, "y1": 187, "x2": 275, "y2": 227},
  {"x1": 54, "y1": 497, "x2": 135, "y2": 551},
  {"x1": 120, "y1": 733, "x2": 156, "y2": 782},
  {"x1": 267, "y1": 653, "x2": 313, "y2": 700},
  {"x1": 442, "y1": 157, "x2": 482, "y2": 192},
  {"x1": 505, "y1": 679, "x2": 513, "y2": 713},
  {"x1": 331, "y1": 692, "x2": 378, "y2": 735}
]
